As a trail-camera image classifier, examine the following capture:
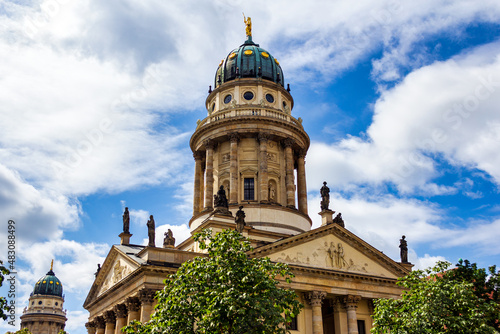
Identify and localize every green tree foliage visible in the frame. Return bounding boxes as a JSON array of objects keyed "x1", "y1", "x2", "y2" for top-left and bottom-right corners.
[
  {"x1": 0, "y1": 260, "x2": 11, "y2": 321},
  {"x1": 371, "y1": 261, "x2": 500, "y2": 334},
  {"x1": 124, "y1": 229, "x2": 303, "y2": 334},
  {"x1": 6, "y1": 329, "x2": 32, "y2": 334}
]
